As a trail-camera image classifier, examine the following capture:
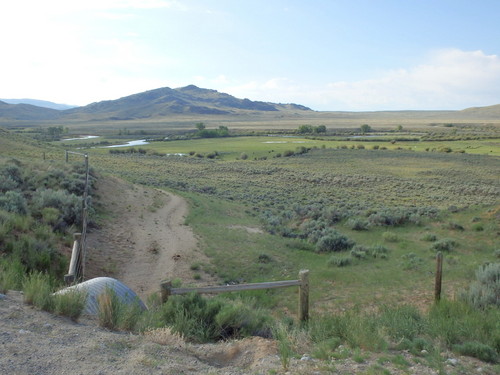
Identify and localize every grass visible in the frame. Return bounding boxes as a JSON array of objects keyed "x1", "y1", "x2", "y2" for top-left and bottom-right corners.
[{"x1": 1, "y1": 126, "x2": 499, "y2": 367}]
